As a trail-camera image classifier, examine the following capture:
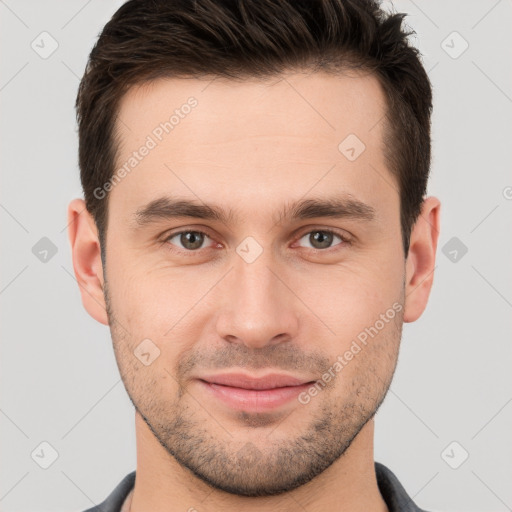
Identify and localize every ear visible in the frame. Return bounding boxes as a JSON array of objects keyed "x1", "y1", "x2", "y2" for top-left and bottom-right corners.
[
  {"x1": 67, "y1": 198, "x2": 109, "y2": 326},
  {"x1": 403, "y1": 196, "x2": 441, "y2": 323}
]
